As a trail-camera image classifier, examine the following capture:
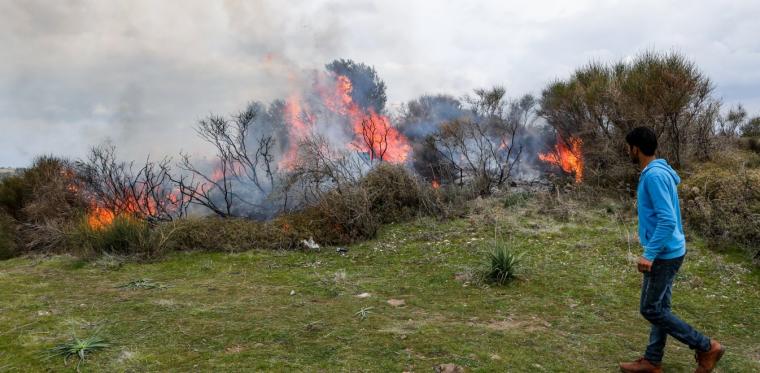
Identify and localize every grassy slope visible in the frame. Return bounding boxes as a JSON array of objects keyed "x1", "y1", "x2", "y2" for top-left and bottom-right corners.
[{"x1": 0, "y1": 197, "x2": 758, "y2": 372}]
